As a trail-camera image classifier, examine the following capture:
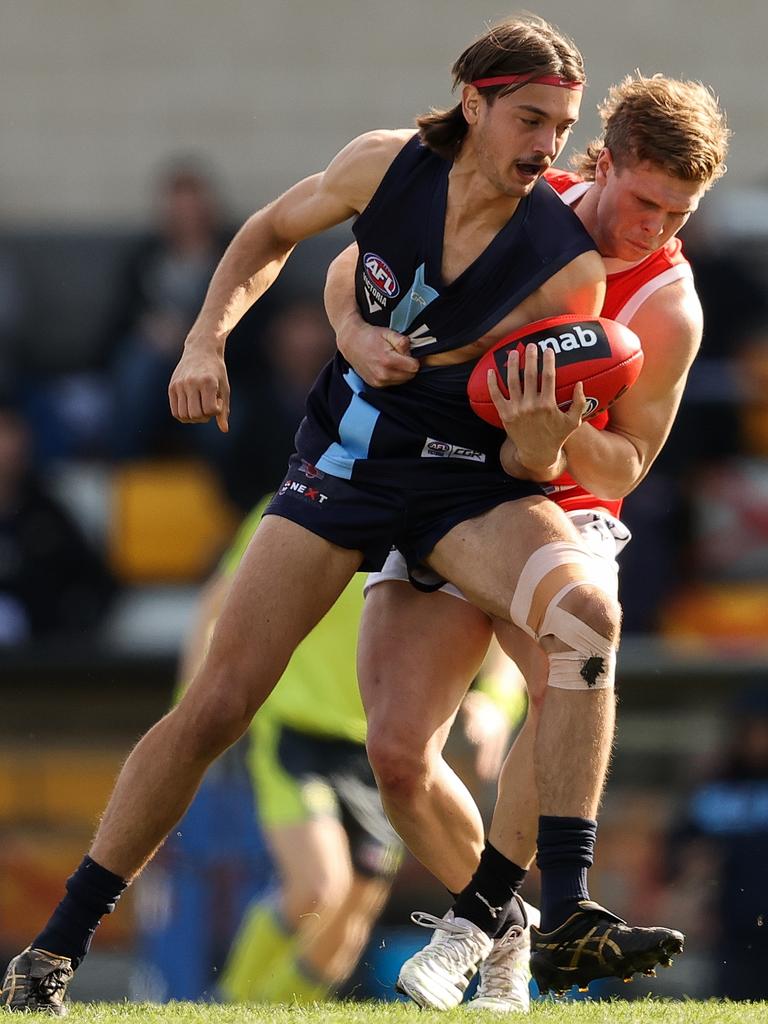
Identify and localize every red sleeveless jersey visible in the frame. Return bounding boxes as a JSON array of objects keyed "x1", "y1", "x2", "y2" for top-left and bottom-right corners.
[{"x1": 541, "y1": 169, "x2": 692, "y2": 518}]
